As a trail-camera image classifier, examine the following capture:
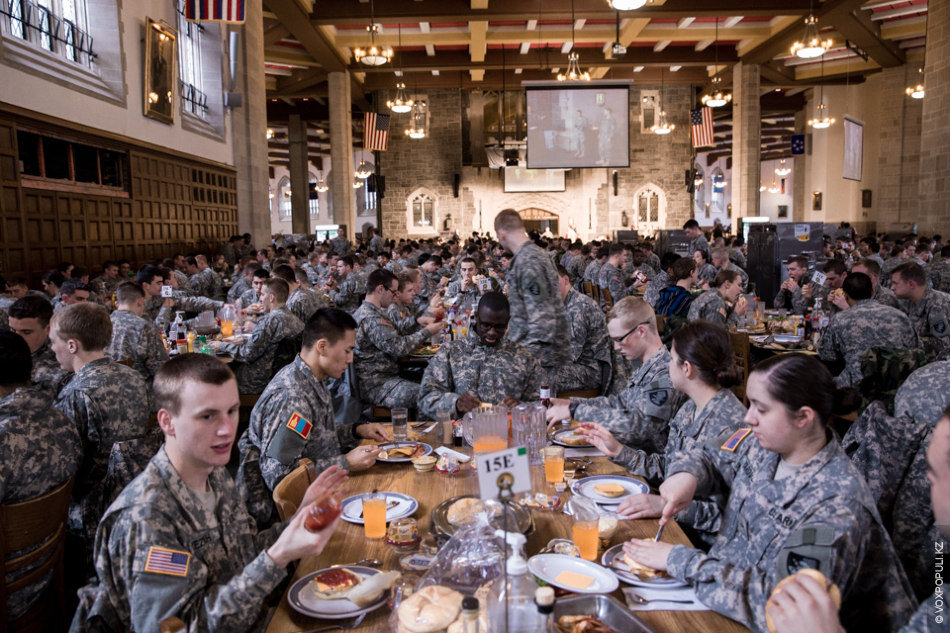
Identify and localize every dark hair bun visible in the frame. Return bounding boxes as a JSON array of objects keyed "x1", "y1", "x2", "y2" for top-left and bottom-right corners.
[{"x1": 715, "y1": 362, "x2": 743, "y2": 389}]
